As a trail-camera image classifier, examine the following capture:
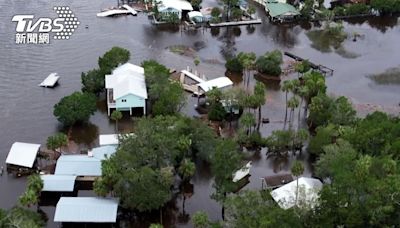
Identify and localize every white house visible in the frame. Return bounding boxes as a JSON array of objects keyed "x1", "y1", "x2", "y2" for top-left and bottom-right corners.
[
  {"x1": 105, "y1": 63, "x2": 147, "y2": 116},
  {"x1": 158, "y1": 0, "x2": 193, "y2": 19}
]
